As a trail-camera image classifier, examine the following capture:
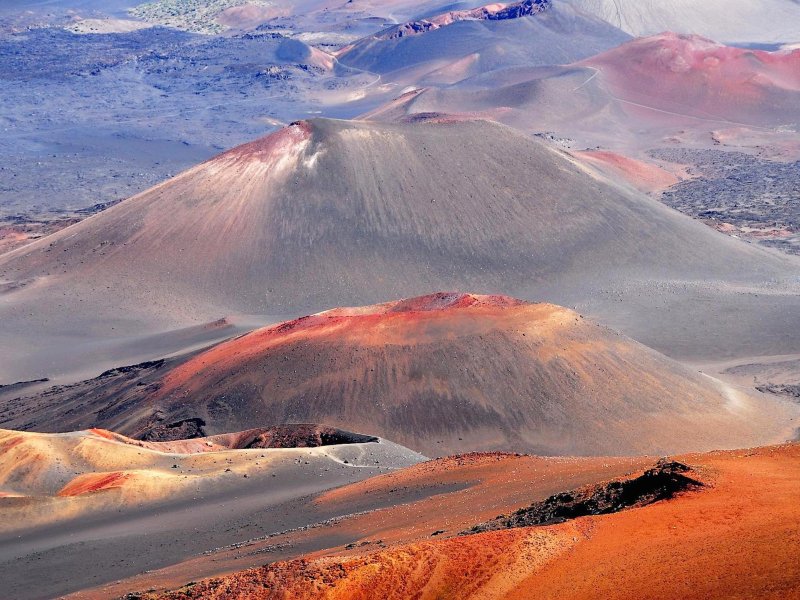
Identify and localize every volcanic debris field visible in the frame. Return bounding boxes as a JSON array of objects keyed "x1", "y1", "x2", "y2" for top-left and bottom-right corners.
[
  {"x1": 130, "y1": 0, "x2": 273, "y2": 34},
  {"x1": 652, "y1": 148, "x2": 800, "y2": 254}
]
